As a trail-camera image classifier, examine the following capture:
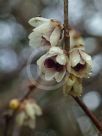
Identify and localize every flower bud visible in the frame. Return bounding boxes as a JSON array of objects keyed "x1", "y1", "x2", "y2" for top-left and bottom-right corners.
[{"x1": 9, "y1": 99, "x2": 20, "y2": 110}]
